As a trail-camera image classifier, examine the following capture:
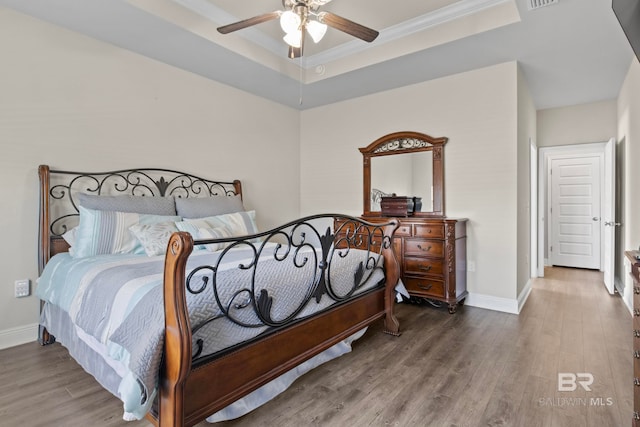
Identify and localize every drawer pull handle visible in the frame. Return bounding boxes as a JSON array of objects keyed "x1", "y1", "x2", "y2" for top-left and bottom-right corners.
[
  {"x1": 635, "y1": 351, "x2": 640, "y2": 359},
  {"x1": 417, "y1": 244, "x2": 432, "y2": 252},
  {"x1": 635, "y1": 378, "x2": 640, "y2": 387},
  {"x1": 634, "y1": 309, "x2": 640, "y2": 317},
  {"x1": 418, "y1": 283, "x2": 433, "y2": 291},
  {"x1": 635, "y1": 330, "x2": 640, "y2": 338},
  {"x1": 636, "y1": 286, "x2": 640, "y2": 295},
  {"x1": 420, "y1": 266, "x2": 433, "y2": 272}
]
